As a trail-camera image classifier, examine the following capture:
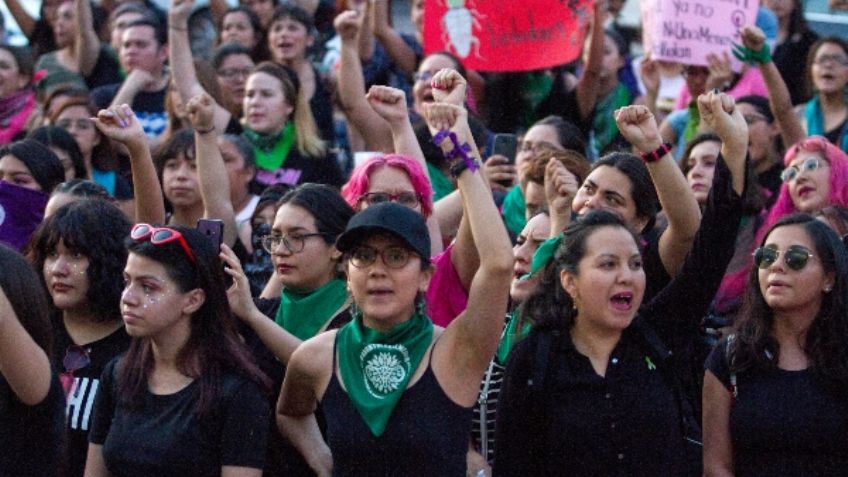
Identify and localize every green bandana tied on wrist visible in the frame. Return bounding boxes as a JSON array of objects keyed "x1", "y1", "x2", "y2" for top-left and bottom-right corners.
[
  {"x1": 275, "y1": 278, "x2": 350, "y2": 341},
  {"x1": 243, "y1": 122, "x2": 296, "y2": 171},
  {"x1": 337, "y1": 311, "x2": 434, "y2": 436},
  {"x1": 732, "y1": 42, "x2": 772, "y2": 65}
]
